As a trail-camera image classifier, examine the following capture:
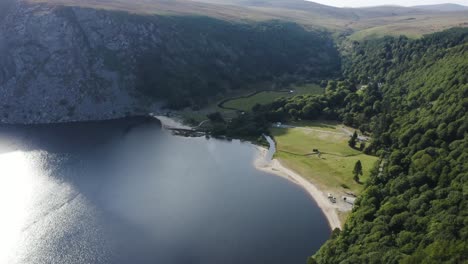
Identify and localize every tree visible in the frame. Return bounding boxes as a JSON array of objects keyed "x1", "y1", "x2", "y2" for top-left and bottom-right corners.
[
  {"x1": 314, "y1": 28, "x2": 468, "y2": 264},
  {"x1": 207, "y1": 112, "x2": 224, "y2": 123},
  {"x1": 349, "y1": 131, "x2": 358, "y2": 148},
  {"x1": 359, "y1": 142, "x2": 366, "y2": 151},
  {"x1": 302, "y1": 102, "x2": 321, "y2": 119},
  {"x1": 353, "y1": 160, "x2": 363, "y2": 183}
]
